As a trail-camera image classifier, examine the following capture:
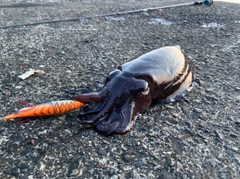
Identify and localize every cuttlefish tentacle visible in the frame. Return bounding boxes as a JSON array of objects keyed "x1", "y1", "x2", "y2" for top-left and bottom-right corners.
[
  {"x1": 71, "y1": 92, "x2": 104, "y2": 103},
  {"x1": 81, "y1": 88, "x2": 125, "y2": 126},
  {"x1": 95, "y1": 97, "x2": 135, "y2": 134}
]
